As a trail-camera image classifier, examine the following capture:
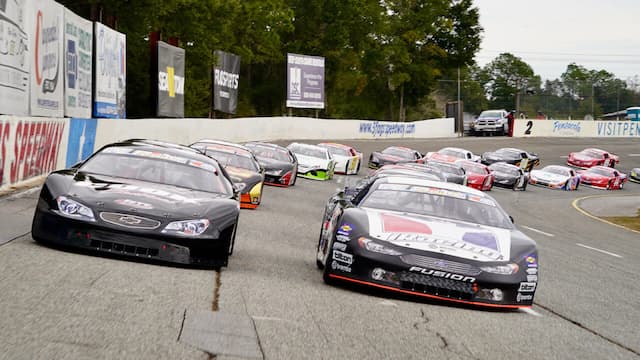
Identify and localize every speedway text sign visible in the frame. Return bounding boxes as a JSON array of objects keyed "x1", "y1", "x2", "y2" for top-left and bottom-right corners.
[{"x1": 157, "y1": 41, "x2": 185, "y2": 117}]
